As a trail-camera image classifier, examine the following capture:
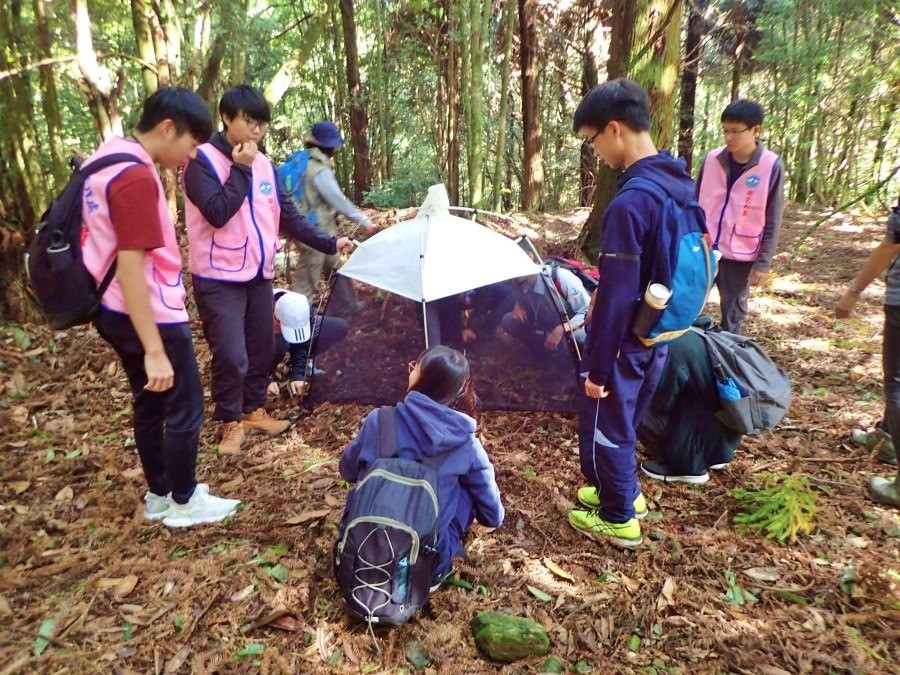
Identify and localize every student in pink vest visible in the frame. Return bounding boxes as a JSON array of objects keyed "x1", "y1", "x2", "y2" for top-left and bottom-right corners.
[
  {"x1": 697, "y1": 99, "x2": 785, "y2": 334},
  {"x1": 84, "y1": 87, "x2": 240, "y2": 527},
  {"x1": 183, "y1": 85, "x2": 352, "y2": 455}
]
